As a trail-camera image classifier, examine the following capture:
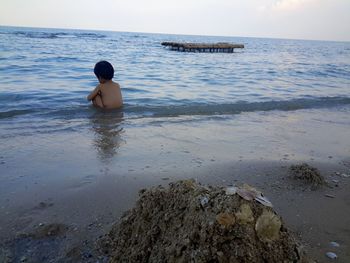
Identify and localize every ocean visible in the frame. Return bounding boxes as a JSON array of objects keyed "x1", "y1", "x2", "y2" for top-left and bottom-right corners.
[{"x1": 1, "y1": 26, "x2": 350, "y2": 125}]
